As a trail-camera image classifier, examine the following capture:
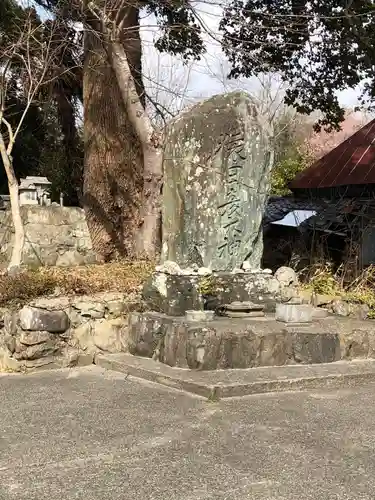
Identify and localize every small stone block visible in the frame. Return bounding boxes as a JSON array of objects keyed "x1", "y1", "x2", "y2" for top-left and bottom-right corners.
[
  {"x1": 275, "y1": 303, "x2": 313, "y2": 324},
  {"x1": 185, "y1": 310, "x2": 214, "y2": 322}
]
